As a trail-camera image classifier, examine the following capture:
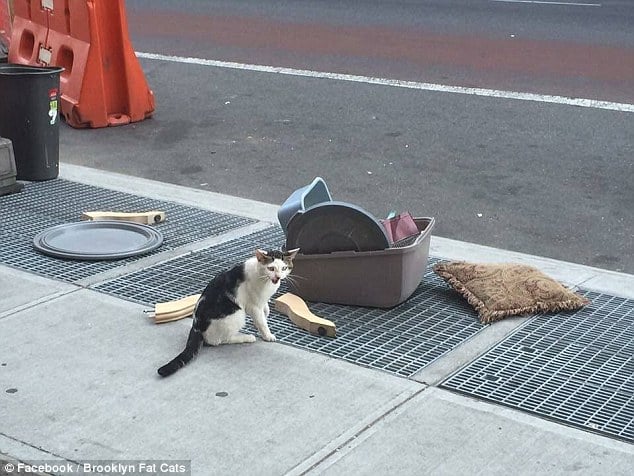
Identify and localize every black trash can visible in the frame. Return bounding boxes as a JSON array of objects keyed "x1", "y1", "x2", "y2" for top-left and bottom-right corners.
[{"x1": 0, "y1": 64, "x2": 64, "y2": 181}]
